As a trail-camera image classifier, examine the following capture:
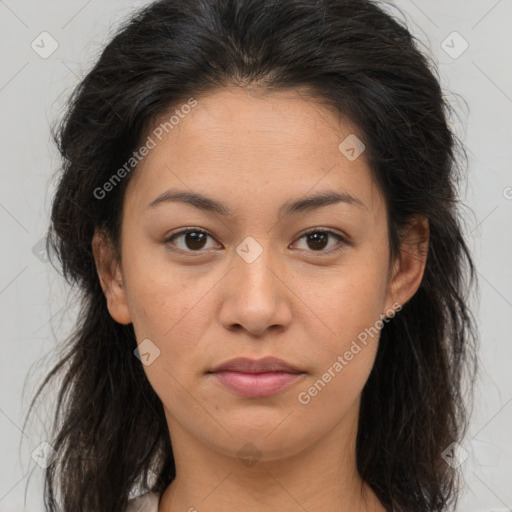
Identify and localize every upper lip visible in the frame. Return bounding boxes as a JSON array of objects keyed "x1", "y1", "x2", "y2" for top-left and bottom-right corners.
[{"x1": 209, "y1": 356, "x2": 303, "y2": 374}]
